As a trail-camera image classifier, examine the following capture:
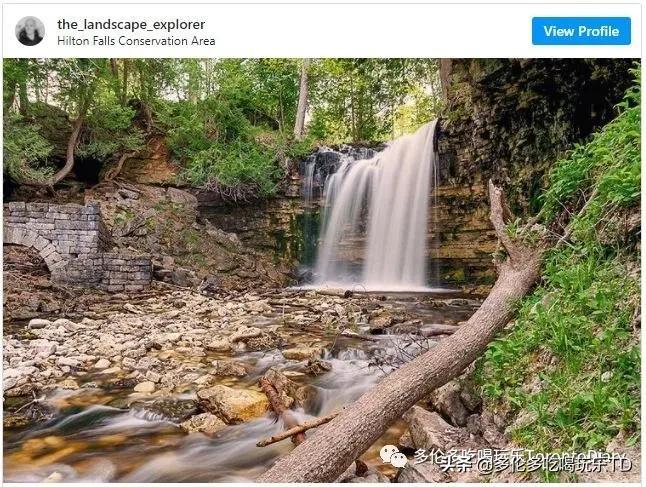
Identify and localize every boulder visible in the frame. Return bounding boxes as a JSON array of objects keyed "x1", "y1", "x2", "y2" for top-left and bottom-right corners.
[
  {"x1": 197, "y1": 385, "x2": 269, "y2": 423},
  {"x1": 180, "y1": 413, "x2": 227, "y2": 435},
  {"x1": 282, "y1": 347, "x2": 323, "y2": 361},
  {"x1": 304, "y1": 359, "x2": 332, "y2": 376},
  {"x1": 211, "y1": 360, "x2": 248, "y2": 377},
  {"x1": 131, "y1": 398, "x2": 199, "y2": 422}
]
